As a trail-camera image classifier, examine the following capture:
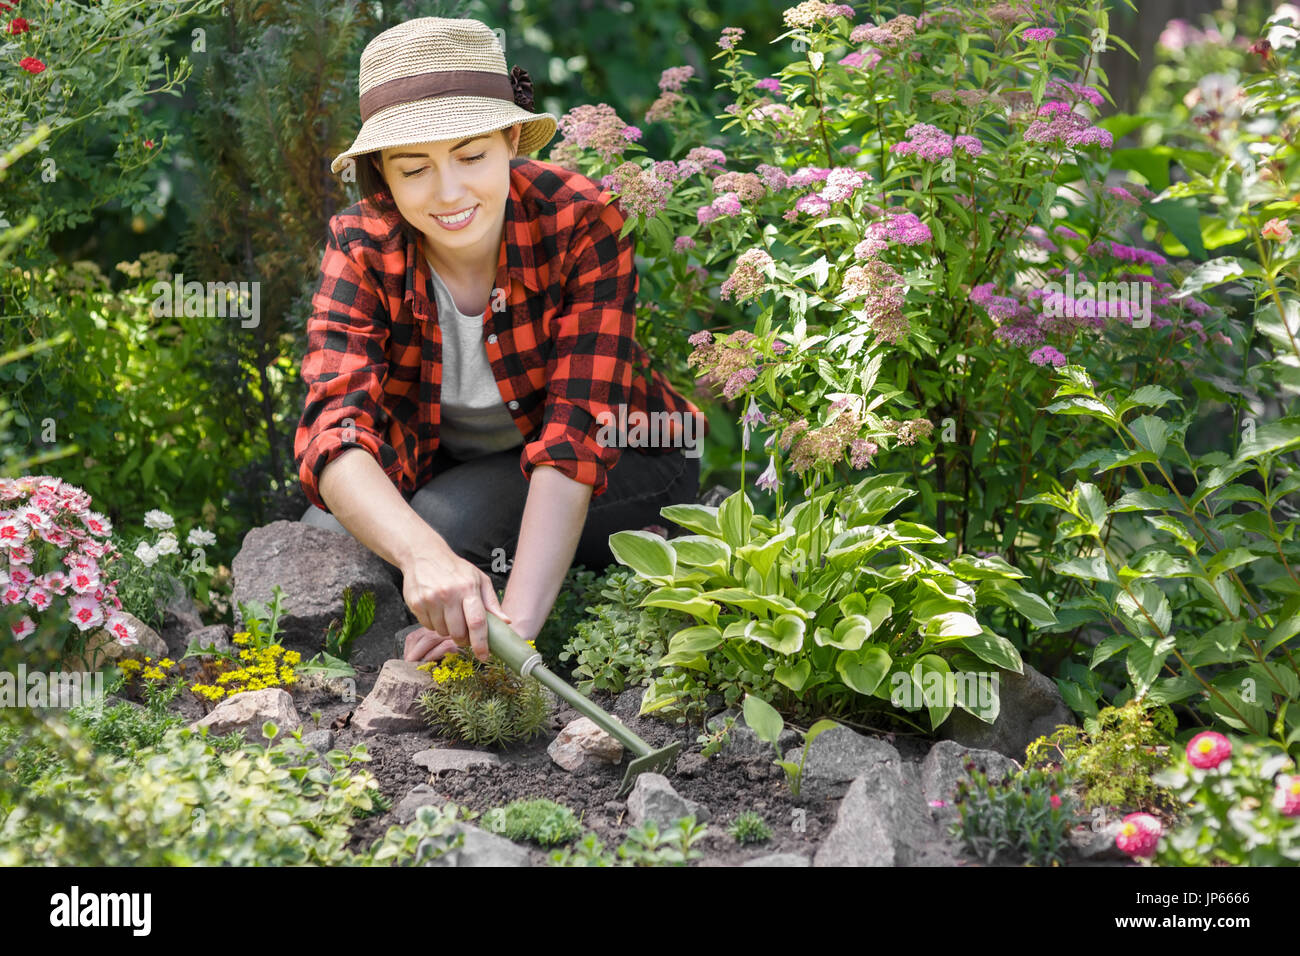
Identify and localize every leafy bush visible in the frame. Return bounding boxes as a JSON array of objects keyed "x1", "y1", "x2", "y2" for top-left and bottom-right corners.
[
  {"x1": 559, "y1": 569, "x2": 688, "y2": 694},
  {"x1": 951, "y1": 763, "x2": 1079, "y2": 867},
  {"x1": 1027, "y1": 366, "x2": 1300, "y2": 751},
  {"x1": 610, "y1": 479, "x2": 1052, "y2": 730},
  {"x1": 728, "y1": 810, "x2": 772, "y2": 845},
  {"x1": 1026, "y1": 700, "x2": 1176, "y2": 813},
  {"x1": 417, "y1": 647, "x2": 552, "y2": 747},
  {"x1": 363, "y1": 804, "x2": 467, "y2": 866},
  {"x1": 0, "y1": 717, "x2": 382, "y2": 866},
  {"x1": 481, "y1": 799, "x2": 583, "y2": 847},
  {"x1": 1153, "y1": 733, "x2": 1300, "y2": 865}
]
